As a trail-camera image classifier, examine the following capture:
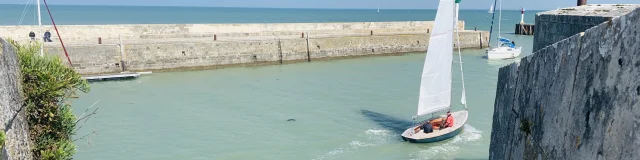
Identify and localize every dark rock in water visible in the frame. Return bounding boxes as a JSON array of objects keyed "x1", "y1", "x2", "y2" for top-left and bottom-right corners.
[
  {"x1": 287, "y1": 119, "x2": 296, "y2": 122},
  {"x1": 490, "y1": 6, "x2": 640, "y2": 160}
]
